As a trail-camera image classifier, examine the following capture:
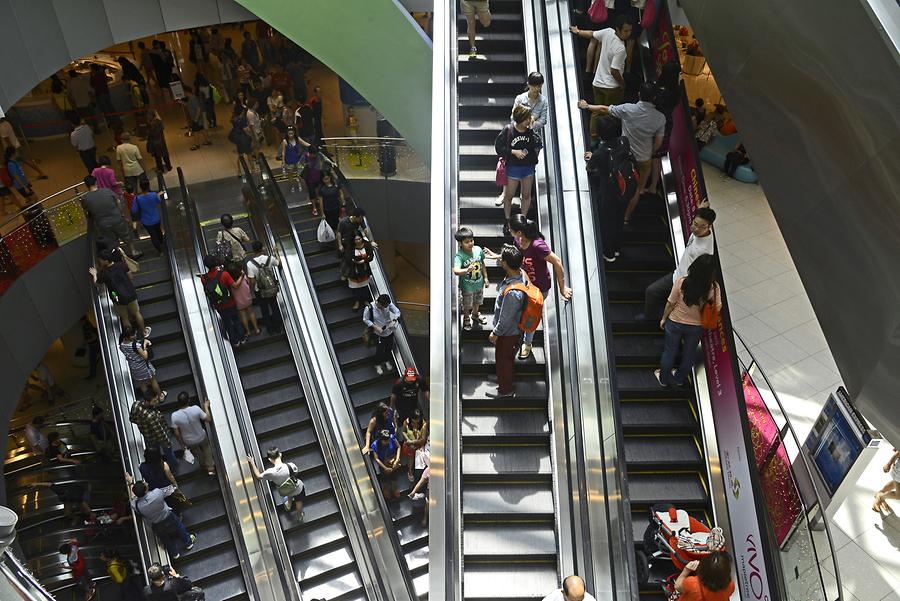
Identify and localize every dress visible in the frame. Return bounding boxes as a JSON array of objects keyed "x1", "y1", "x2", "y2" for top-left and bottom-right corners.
[
  {"x1": 232, "y1": 274, "x2": 253, "y2": 310},
  {"x1": 347, "y1": 247, "x2": 372, "y2": 288},
  {"x1": 119, "y1": 341, "x2": 155, "y2": 382}
]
